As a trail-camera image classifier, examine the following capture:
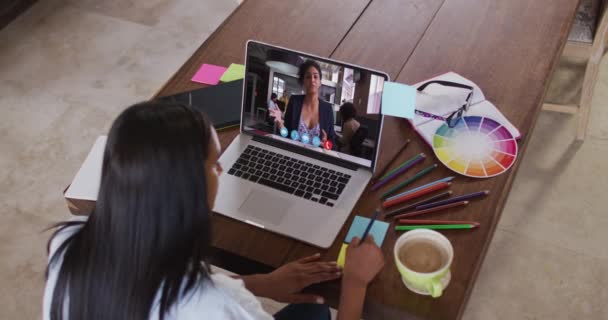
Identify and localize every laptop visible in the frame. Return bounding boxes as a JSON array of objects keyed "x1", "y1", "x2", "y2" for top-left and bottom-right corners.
[{"x1": 214, "y1": 40, "x2": 389, "y2": 248}]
